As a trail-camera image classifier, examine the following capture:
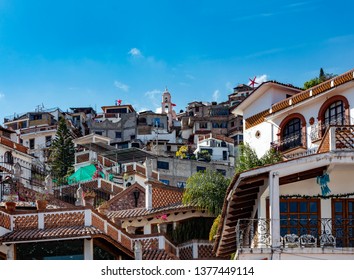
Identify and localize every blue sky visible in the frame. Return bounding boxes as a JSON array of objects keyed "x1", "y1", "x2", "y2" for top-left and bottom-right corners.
[{"x1": 0, "y1": 0, "x2": 354, "y2": 121}]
